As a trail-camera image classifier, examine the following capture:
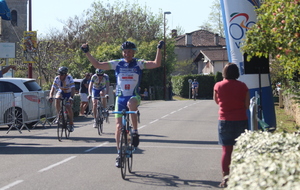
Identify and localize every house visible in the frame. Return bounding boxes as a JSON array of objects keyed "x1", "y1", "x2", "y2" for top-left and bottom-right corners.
[{"x1": 173, "y1": 29, "x2": 228, "y2": 75}]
